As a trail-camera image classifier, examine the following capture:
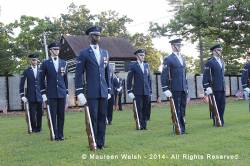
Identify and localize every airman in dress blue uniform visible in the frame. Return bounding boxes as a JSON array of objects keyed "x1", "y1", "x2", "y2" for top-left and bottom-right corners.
[
  {"x1": 127, "y1": 49, "x2": 152, "y2": 130},
  {"x1": 203, "y1": 44, "x2": 226, "y2": 126},
  {"x1": 241, "y1": 52, "x2": 250, "y2": 98},
  {"x1": 113, "y1": 72, "x2": 124, "y2": 111},
  {"x1": 107, "y1": 67, "x2": 115, "y2": 125},
  {"x1": 161, "y1": 38, "x2": 188, "y2": 134},
  {"x1": 40, "y1": 42, "x2": 68, "y2": 140},
  {"x1": 20, "y1": 53, "x2": 43, "y2": 132},
  {"x1": 75, "y1": 26, "x2": 111, "y2": 150}
]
